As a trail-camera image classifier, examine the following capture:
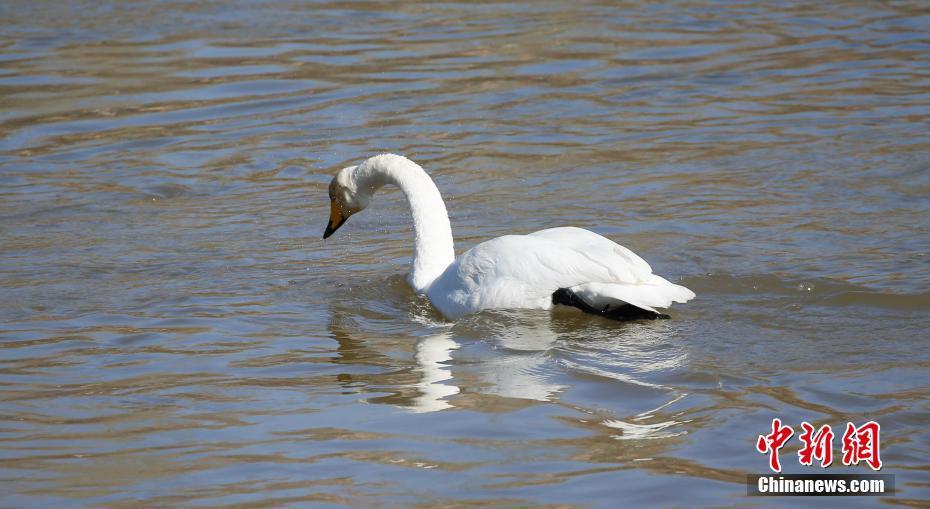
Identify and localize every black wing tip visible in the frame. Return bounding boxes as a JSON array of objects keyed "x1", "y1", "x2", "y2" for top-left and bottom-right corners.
[{"x1": 552, "y1": 287, "x2": 670, "y2": 321}]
